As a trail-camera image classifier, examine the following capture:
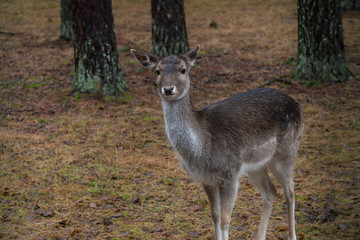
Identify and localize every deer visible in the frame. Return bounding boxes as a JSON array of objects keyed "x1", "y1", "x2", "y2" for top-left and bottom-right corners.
[{"x1": 131, "y1": 45, "x2": 304, "y2": 240}]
